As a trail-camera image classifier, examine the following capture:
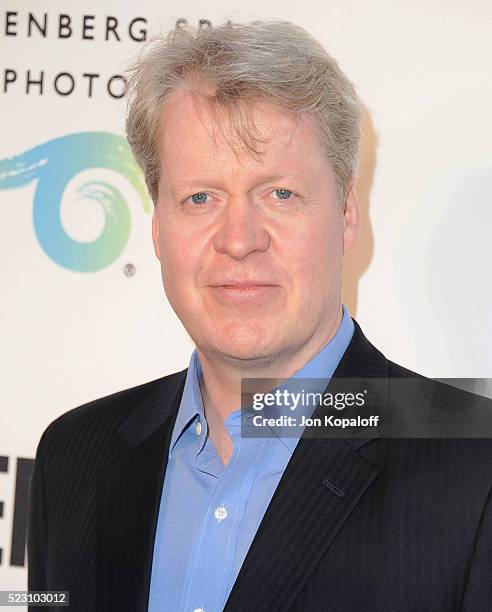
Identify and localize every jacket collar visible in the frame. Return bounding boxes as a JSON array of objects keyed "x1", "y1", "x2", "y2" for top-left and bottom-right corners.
[
  {"x1": 118, "y1": 368, "x2": 187, "y2": 448},
  {"x1": 329, "y1": 318, "x2": 388, "y2": 450}
]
